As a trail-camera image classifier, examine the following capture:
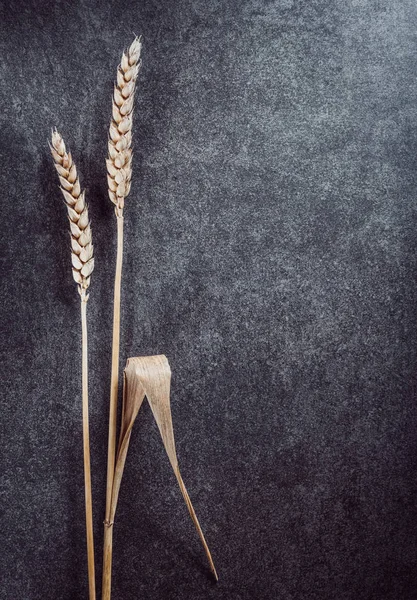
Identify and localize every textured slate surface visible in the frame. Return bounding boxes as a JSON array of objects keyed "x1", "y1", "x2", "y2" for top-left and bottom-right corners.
[{"x1": 1, "y1": 1, "x2": 417, "y2": 598}]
